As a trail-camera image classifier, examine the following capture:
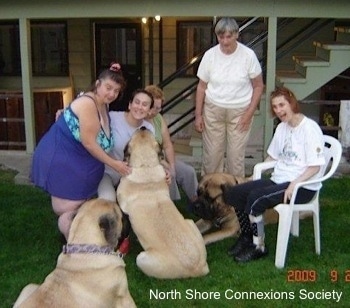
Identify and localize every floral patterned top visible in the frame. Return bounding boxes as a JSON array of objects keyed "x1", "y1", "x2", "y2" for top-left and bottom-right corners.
[{"x1": 63, "y1": 105, "x2": 113, "y2": 152}]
